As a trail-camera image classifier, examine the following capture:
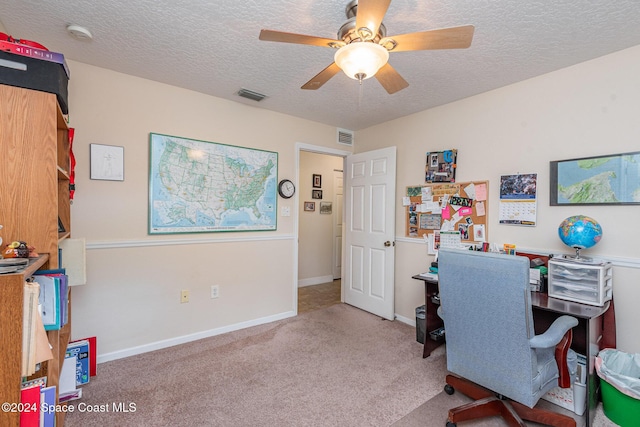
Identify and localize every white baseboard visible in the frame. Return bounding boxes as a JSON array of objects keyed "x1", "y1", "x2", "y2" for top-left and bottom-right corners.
[
  {"x1": 395, "y1": 313, "x2": 416, "y2": 327},
  {"x1": 298, "y1": 275, "x2": 335, "y2": 288},
  {"x1": 97, "y1": 310, "x2": 296, "y2": 364}
]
